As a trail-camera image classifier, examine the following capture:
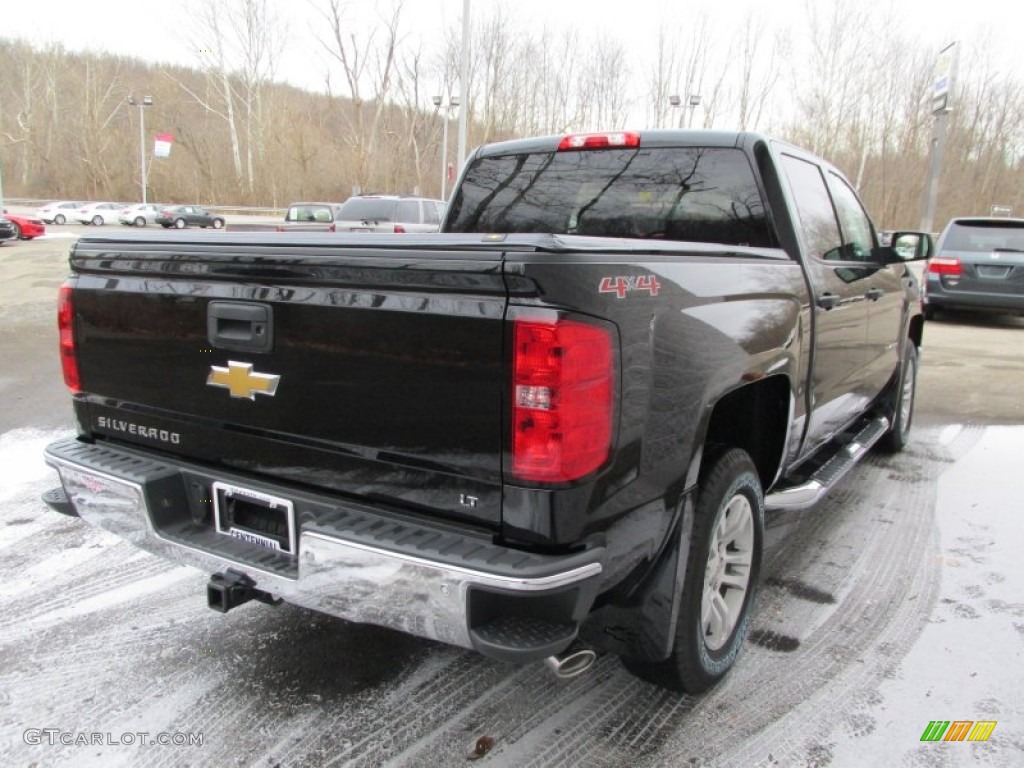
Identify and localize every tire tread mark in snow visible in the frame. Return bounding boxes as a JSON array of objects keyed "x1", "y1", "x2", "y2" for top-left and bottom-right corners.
[{"x1": 638, "y1": 426, "x2": 957, "y2": 767}]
